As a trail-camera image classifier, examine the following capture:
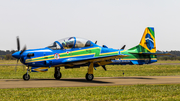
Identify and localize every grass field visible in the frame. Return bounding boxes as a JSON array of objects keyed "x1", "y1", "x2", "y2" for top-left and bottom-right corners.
[
  {"x1": 1, "y1": 60, "x2": 180, "y2": 100},
  {"x1": 0, "y1": 60, "x2": 180, "y2": 79},
  {"x1": 0, "y1": 60, "x2": 17, "y2": 64},
  {"x1": 0, "y1": 84, "x2": 180, "y2": 100},
  {"x1": 1, "y1": 64, "x2": 180, "y2": 79}
]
